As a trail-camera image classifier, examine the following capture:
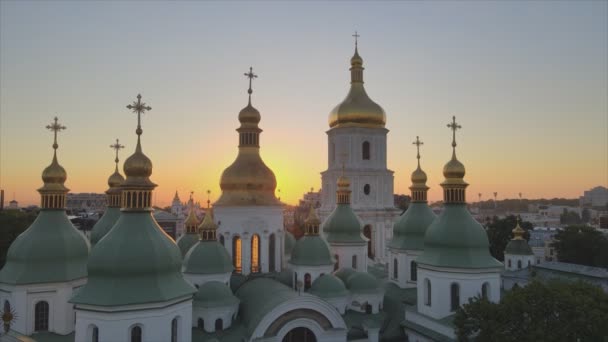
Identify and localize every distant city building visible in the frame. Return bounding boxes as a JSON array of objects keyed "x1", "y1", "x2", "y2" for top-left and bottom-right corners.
[
  {"x1": 580, "y1": 186, "x2": 608, "y2": 208},
  {"x1": 153, "y1": 209, "x2": 179, "y2": 239},
  {"x1": 66, "y1": 193, "x2": 106, "y2": 212},
  {"x1": 529, "y1": 227, "x2": 559, "y2": 264},
  {"x1": 6, "y1": 200, "x2": 19, "y2": 210}
]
